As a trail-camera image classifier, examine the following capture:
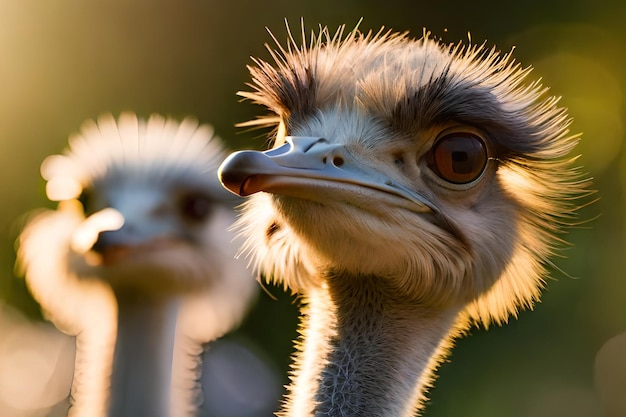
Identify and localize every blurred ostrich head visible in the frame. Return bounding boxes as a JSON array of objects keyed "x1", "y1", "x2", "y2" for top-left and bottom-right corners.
[{"x1": 40, "y1": 113, "x2": 239, "y2": 296}]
